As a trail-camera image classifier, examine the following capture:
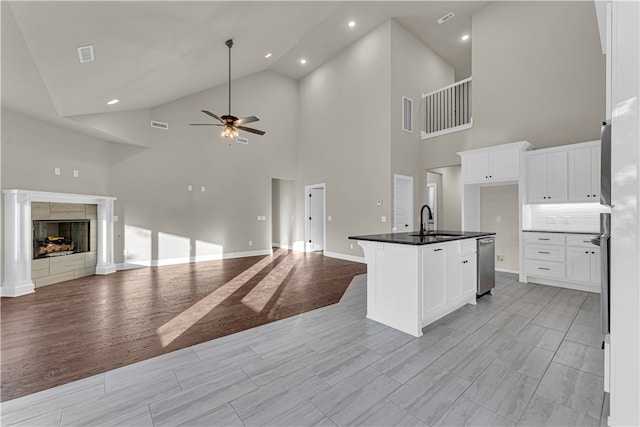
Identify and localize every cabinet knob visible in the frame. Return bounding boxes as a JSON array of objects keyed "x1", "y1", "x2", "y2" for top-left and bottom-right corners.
[
  {"x1": 585, "y1": 251, "x2": 589, "y2": 254},
  {"x1": 587, "y1": 195, "x2": 591, "y2": 197},
  {"x1": 593, "y1": 194, "x2": 597, "y2": 197}
]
